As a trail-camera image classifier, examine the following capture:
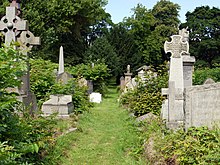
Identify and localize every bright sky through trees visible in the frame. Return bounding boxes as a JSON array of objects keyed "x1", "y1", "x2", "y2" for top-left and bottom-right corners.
[{"x1": 105, "y1": 0, "x2": 220, "y2": 23}]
